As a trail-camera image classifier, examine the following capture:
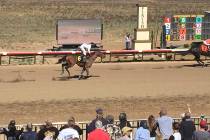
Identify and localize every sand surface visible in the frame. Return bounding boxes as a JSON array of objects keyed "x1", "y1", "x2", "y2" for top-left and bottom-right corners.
[{"x1": 0, "y1": 61, "x2": 210, "y2": 124}]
